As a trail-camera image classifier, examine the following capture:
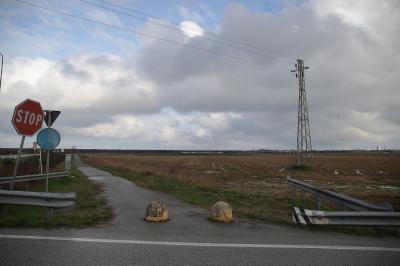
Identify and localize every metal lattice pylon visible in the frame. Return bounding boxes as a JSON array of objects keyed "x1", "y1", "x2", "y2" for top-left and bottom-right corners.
[{"x1": 291, "y1": 59, "x2": 312, "y2": 166}]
